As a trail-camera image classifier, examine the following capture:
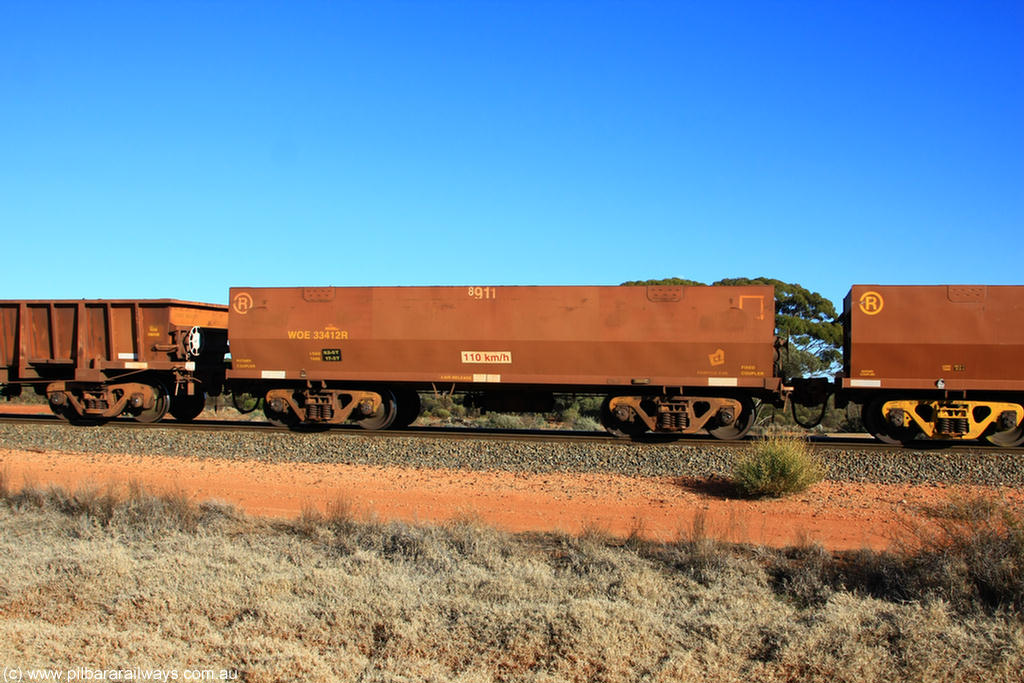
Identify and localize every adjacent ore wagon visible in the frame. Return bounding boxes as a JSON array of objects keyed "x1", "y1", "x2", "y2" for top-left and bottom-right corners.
[
  {"x1": 226, "y1": 284, "x2": 782, "y2": 438},
  {"x1": 0, "y1": 299, "x2": 228, "y2": 424},
  {"x1": 838, "y1": 285, "x2": 1024, "y2": 446}
]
